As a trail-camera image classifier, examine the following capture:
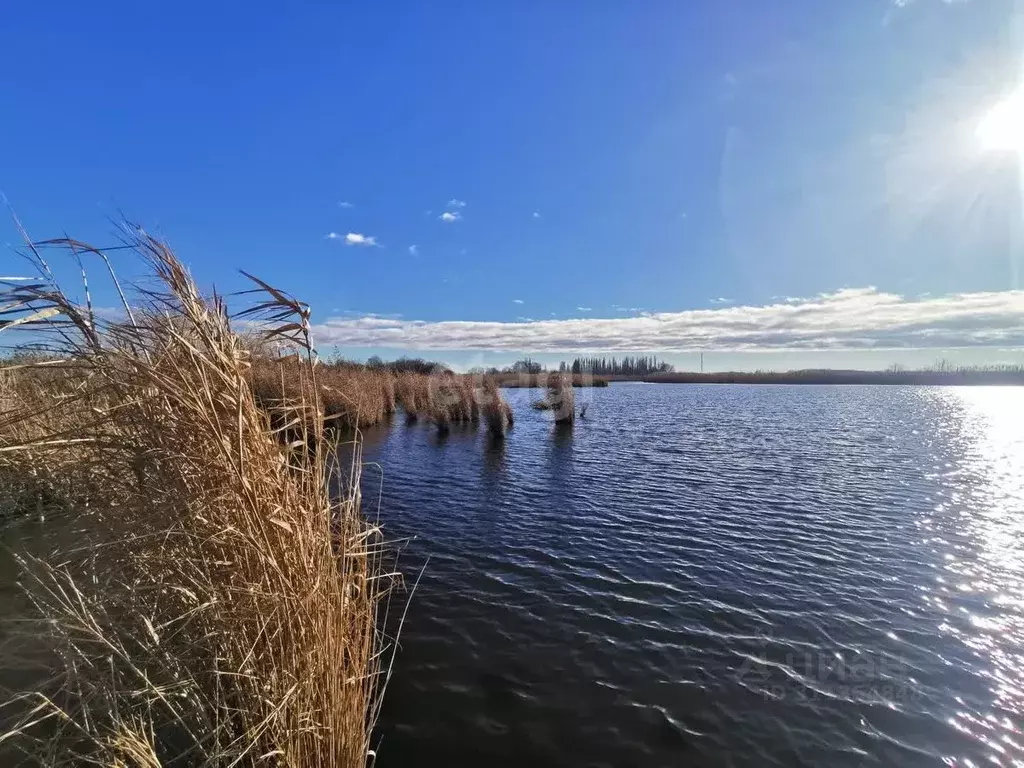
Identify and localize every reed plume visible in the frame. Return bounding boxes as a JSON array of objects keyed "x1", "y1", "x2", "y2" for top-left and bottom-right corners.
[{"x1": 0, "y1": 229, "x2": 394, "y2": 767}]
